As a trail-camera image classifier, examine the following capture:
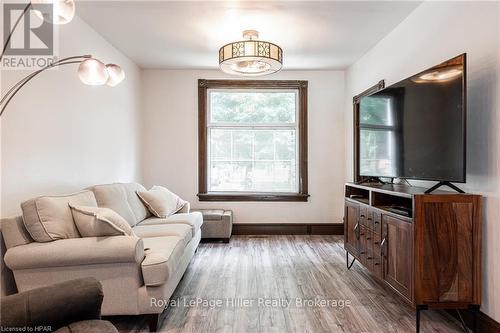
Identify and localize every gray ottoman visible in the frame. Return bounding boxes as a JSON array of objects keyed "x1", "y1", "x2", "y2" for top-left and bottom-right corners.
[{"x1": 193, "y1": 209, "x2": 233, "y2": 242}]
